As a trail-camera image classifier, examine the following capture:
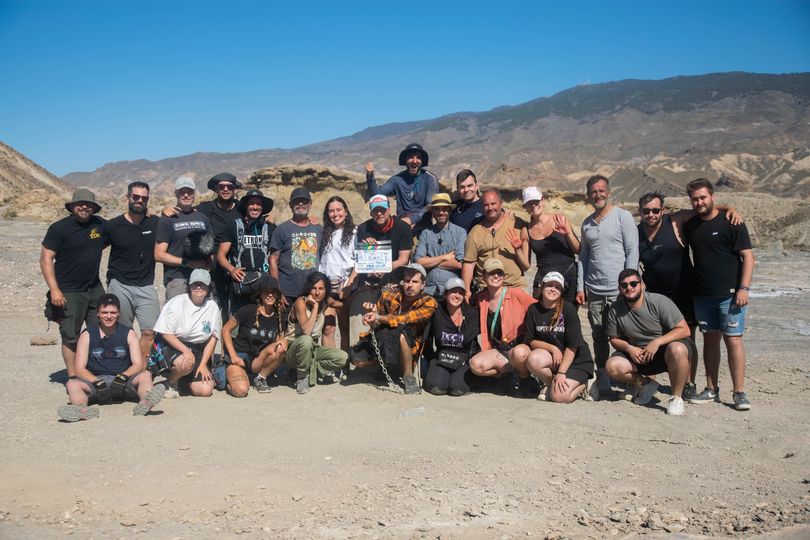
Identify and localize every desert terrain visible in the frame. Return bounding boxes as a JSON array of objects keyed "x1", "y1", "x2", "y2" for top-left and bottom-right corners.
[{"x1": 0, "y1": 217, "x2": 808, "y2": 539}]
